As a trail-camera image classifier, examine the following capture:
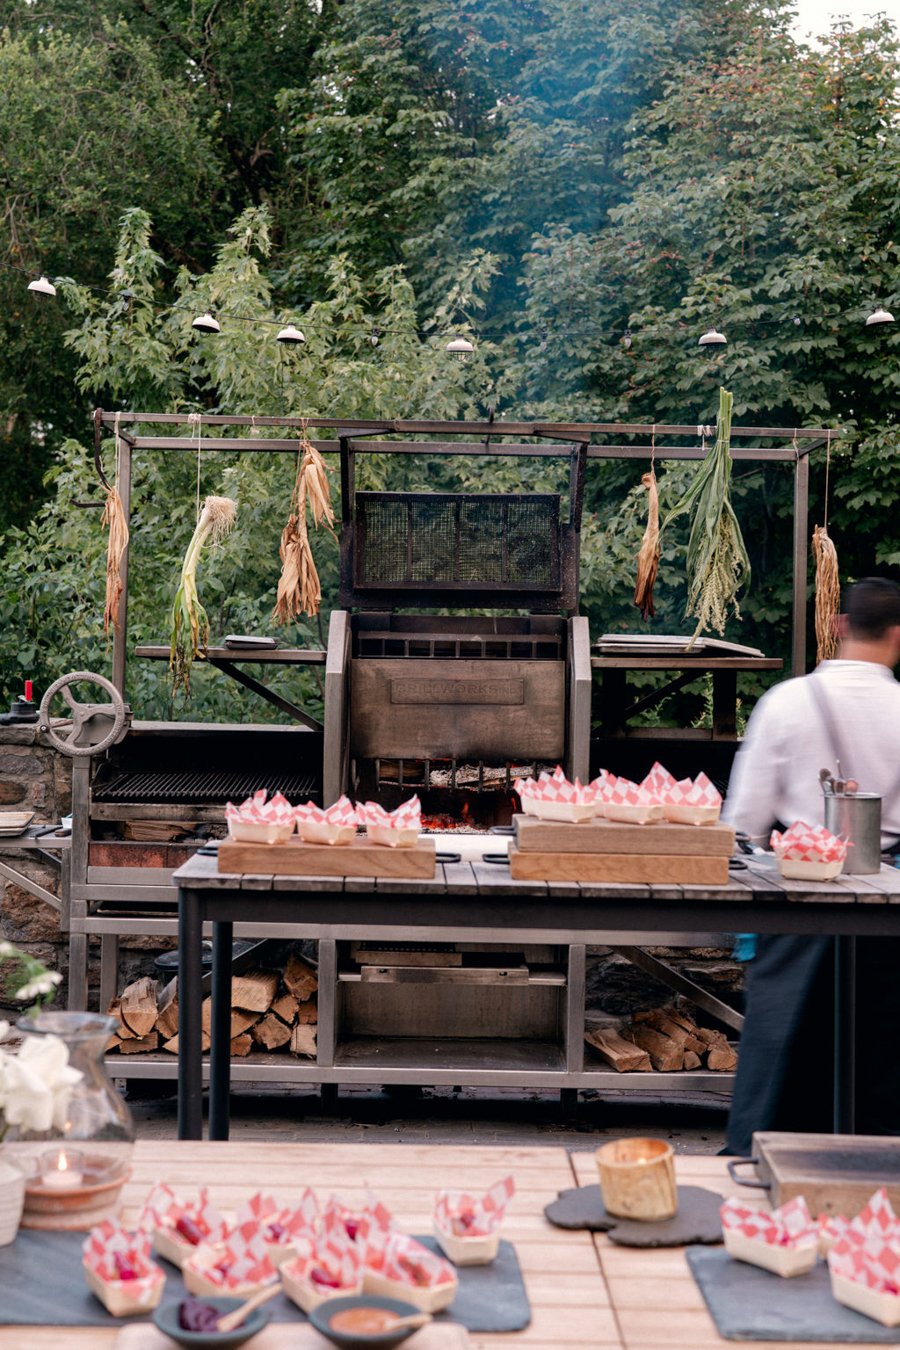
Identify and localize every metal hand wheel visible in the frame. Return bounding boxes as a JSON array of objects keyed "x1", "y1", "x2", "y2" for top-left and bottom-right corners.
[{"x1": 39, "y1": 670, "x2": 127, "y2": 757}]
